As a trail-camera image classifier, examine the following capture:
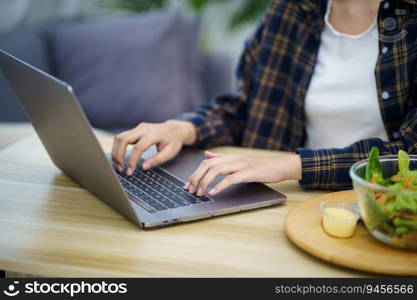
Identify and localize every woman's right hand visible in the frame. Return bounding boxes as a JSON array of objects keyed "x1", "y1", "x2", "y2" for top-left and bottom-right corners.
[{"x1": 111, "y1": 120, "x2": 197, "y2": 176}]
